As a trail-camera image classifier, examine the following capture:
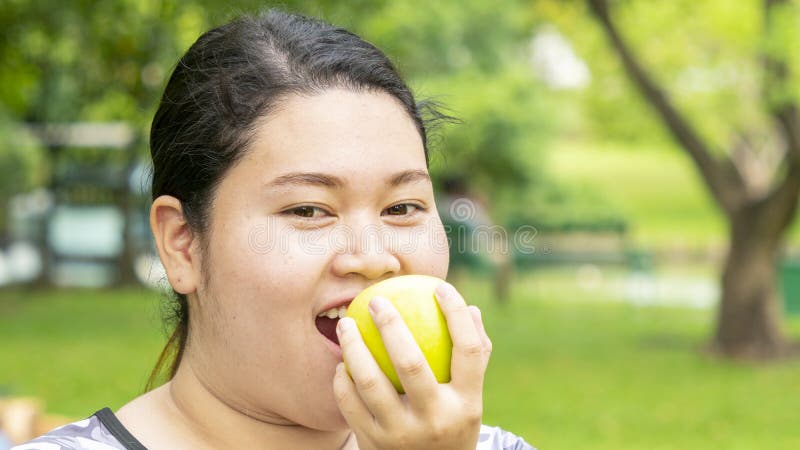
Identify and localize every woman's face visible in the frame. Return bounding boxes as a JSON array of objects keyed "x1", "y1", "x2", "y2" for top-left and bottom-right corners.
[{"x1": 186, "y1": 89, "x2": 449, "y2": 430}]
